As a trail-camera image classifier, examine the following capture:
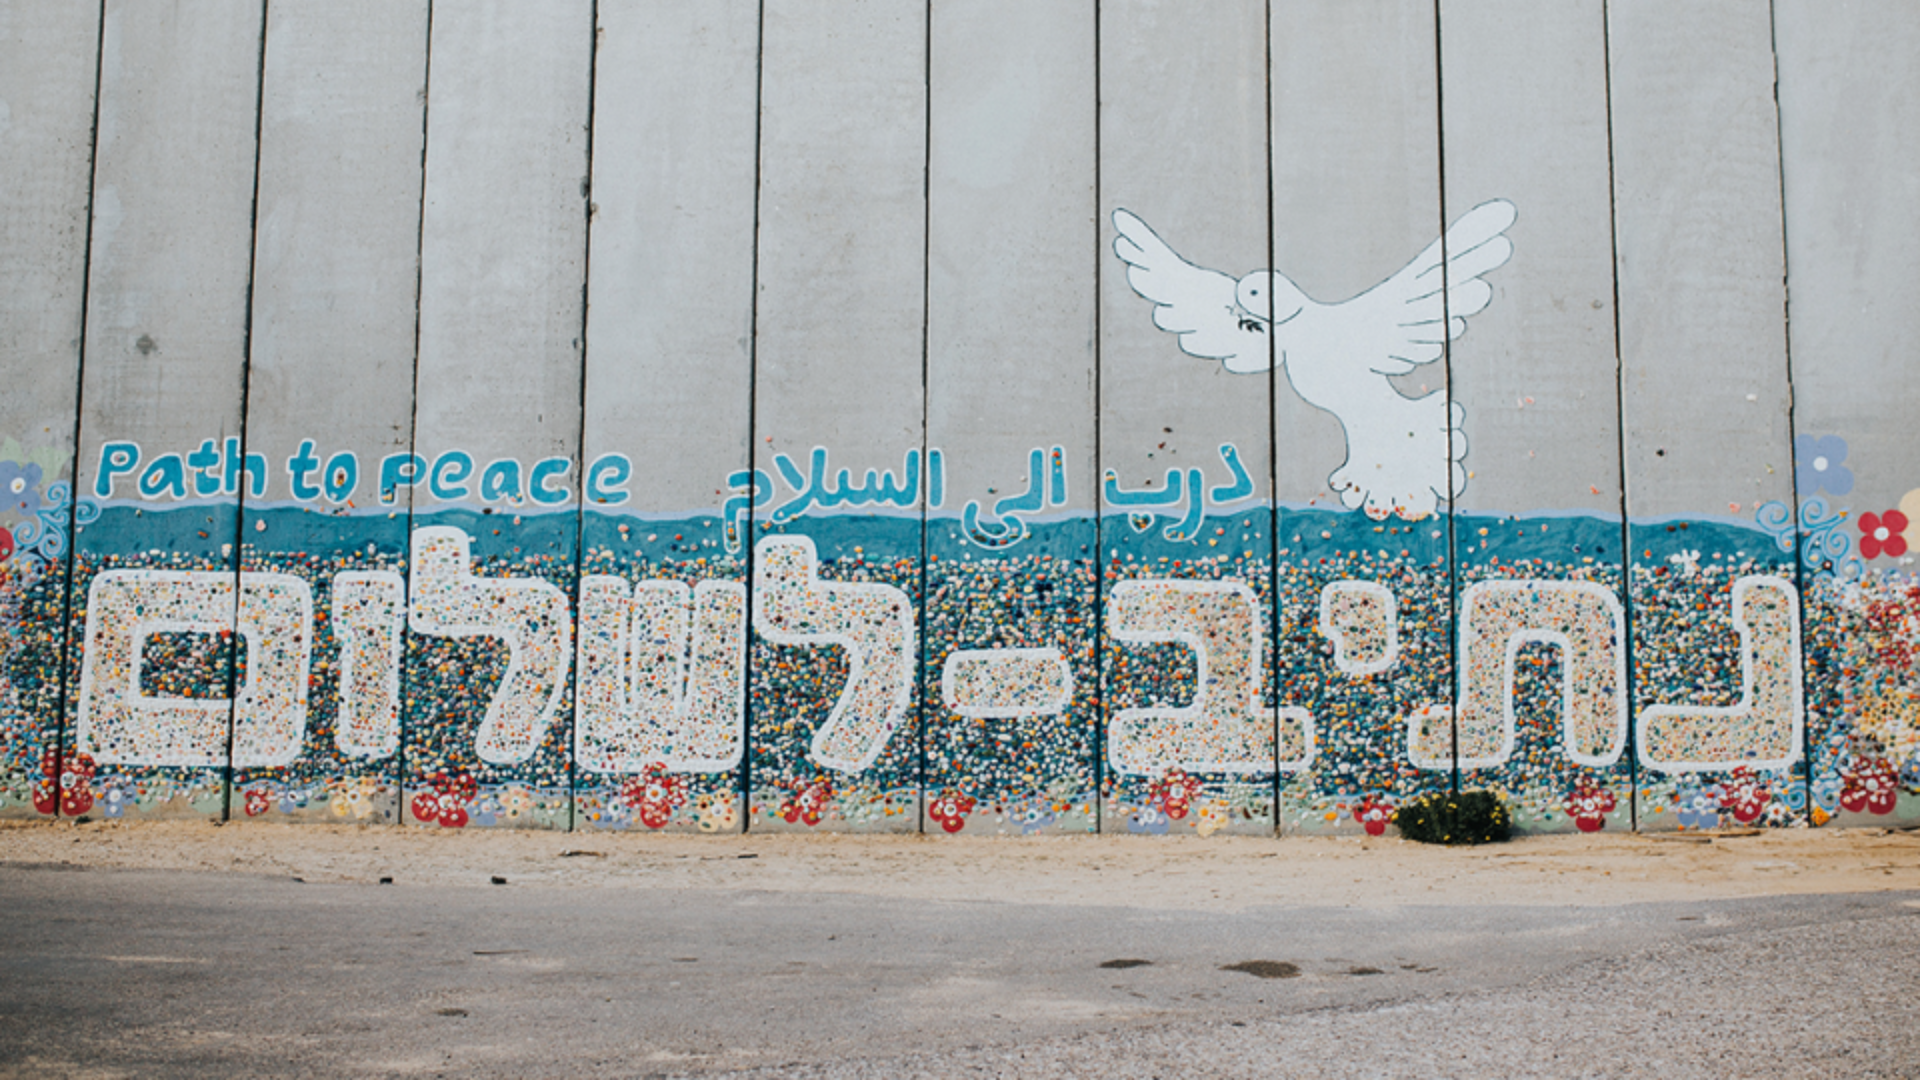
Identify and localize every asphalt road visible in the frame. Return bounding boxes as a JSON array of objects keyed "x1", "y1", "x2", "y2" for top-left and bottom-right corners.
[{"x1": 1, "y1": 865, "x2": 1916, "y2": 1078}]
